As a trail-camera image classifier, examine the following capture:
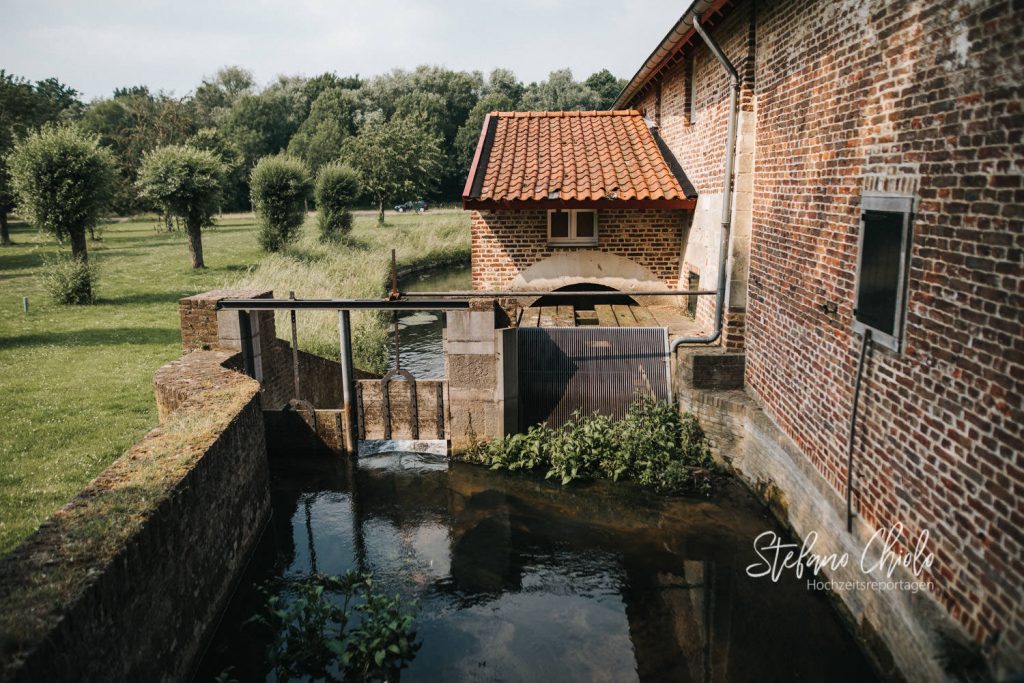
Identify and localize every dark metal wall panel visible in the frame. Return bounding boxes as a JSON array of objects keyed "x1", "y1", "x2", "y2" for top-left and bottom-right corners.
[{"x1": 516, "y1": 327, "x2": 671, "y2": 429}]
